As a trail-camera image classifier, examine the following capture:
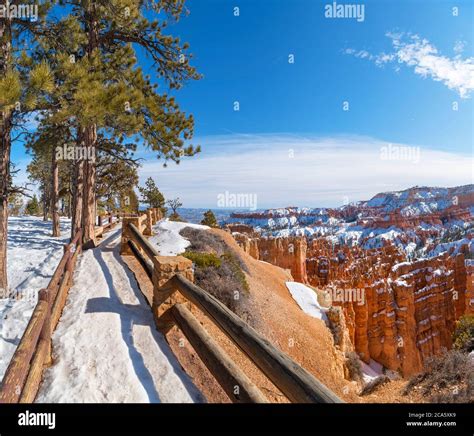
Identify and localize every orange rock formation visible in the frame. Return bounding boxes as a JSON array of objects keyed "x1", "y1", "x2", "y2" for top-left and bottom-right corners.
[{"x1": 232, "y1": 232, "x2": 472, "y2": 376}]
